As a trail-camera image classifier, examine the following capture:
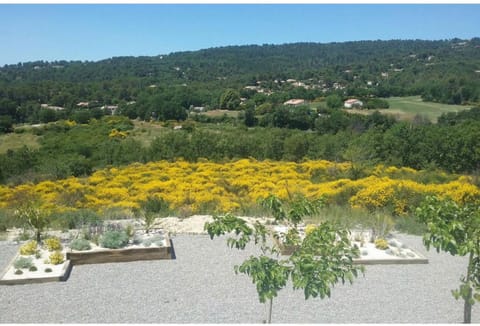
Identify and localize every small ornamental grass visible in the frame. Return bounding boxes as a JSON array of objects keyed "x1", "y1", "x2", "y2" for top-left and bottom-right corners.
[
  {"x1": 100, "y1": 230, "x2": 129, "y2": 249},
  {"x1": 19, "y1": 240, "x2": 38, "y2": 255}
]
